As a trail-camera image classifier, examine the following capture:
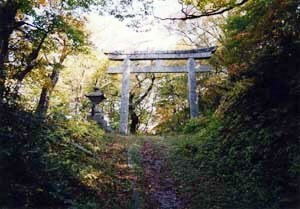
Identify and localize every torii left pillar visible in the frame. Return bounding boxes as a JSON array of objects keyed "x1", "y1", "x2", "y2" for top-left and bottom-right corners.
[{"x1": 187, "y1": 58, "x2": 199, "y2": 118}]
